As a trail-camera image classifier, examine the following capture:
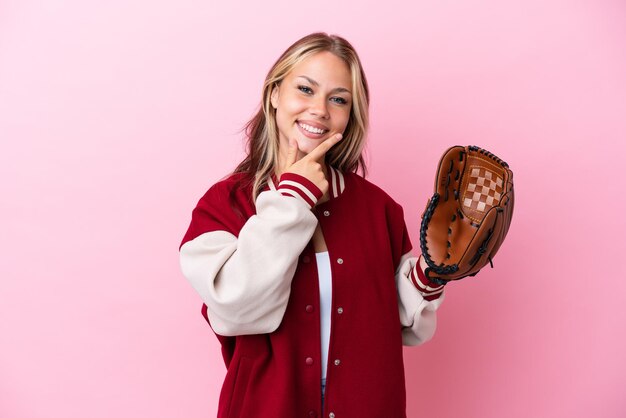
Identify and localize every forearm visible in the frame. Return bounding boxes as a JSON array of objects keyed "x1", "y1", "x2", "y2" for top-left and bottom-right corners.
[{"x1": 180, "y1": 174, "x2": 322, "y2": 336}]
